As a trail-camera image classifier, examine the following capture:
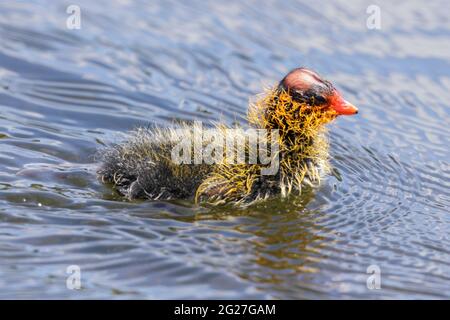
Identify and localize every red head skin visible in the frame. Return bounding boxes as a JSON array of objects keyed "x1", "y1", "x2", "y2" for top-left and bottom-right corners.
[{"x1": 280, "y1": 68, "x2": 358, "y2": 116}]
